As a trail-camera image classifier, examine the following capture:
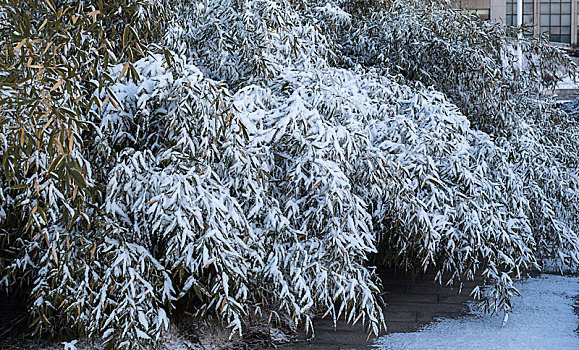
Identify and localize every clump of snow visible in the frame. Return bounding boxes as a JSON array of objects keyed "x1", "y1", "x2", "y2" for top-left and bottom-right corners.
[
  {"x1": 374, "y1": 275, "x2": 579, "y2": 350},
  {"x1": 315, "y1": 3, "x2": 351, "y2": 24}
]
